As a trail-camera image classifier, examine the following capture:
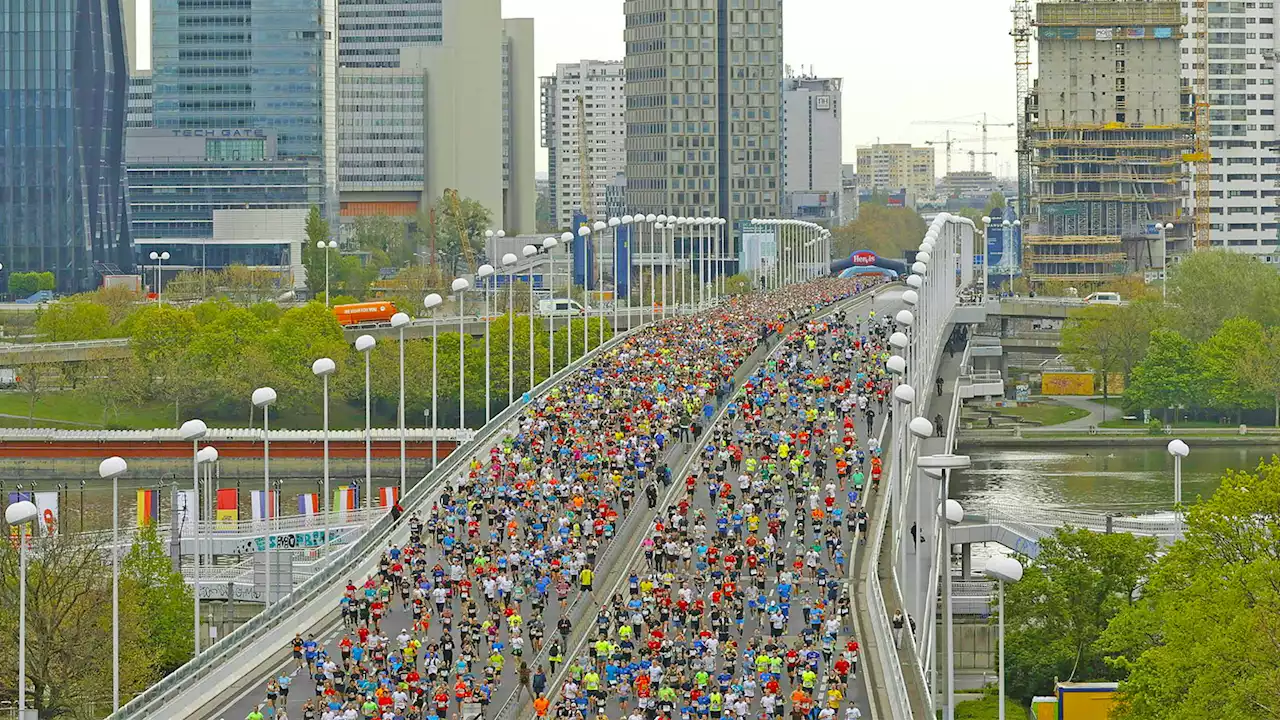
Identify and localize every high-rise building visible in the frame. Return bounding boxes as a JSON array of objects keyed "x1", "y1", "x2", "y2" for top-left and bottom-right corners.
[
  {"x1": 0, "y1": 0, "x2": 134, "y2": 291},
  {"x1": 541, "y1": 60, "x2": 627, "y2": 229},
  {"x1": 1026, "y1": 0, "x2": 1191, "y2": 284},
  {"x1": 1182, "y1": 0, "x2": 1280, "y2": 263},
  {"x1": 336, "y1": 0, "x2": 535, "y2": 236},
  {"x1": 855, "y1": 143, "x2": 936, "y2": 200},
  {"x1": 137, "y1": 0, "x2": 336, "y2": 283},
  {"x1": 128, "y1": 71, "x2": 154, "y2": 129},
  {"x1": 782, "y1": 75, "x2": 843, "y2": 225},
  {"x1": 623, "y1": 0, "x2": 785, "y2": 263}
]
